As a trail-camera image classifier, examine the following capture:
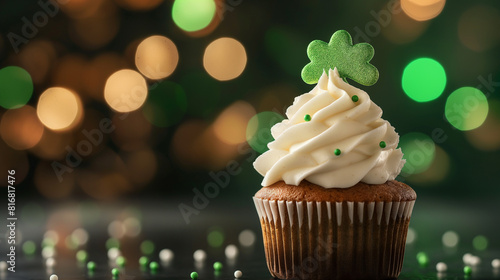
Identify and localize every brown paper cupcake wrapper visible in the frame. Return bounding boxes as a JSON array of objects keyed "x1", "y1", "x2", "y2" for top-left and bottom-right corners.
[{"x1": 253, "y1": 198, "x2": 415, "y2": 280}]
